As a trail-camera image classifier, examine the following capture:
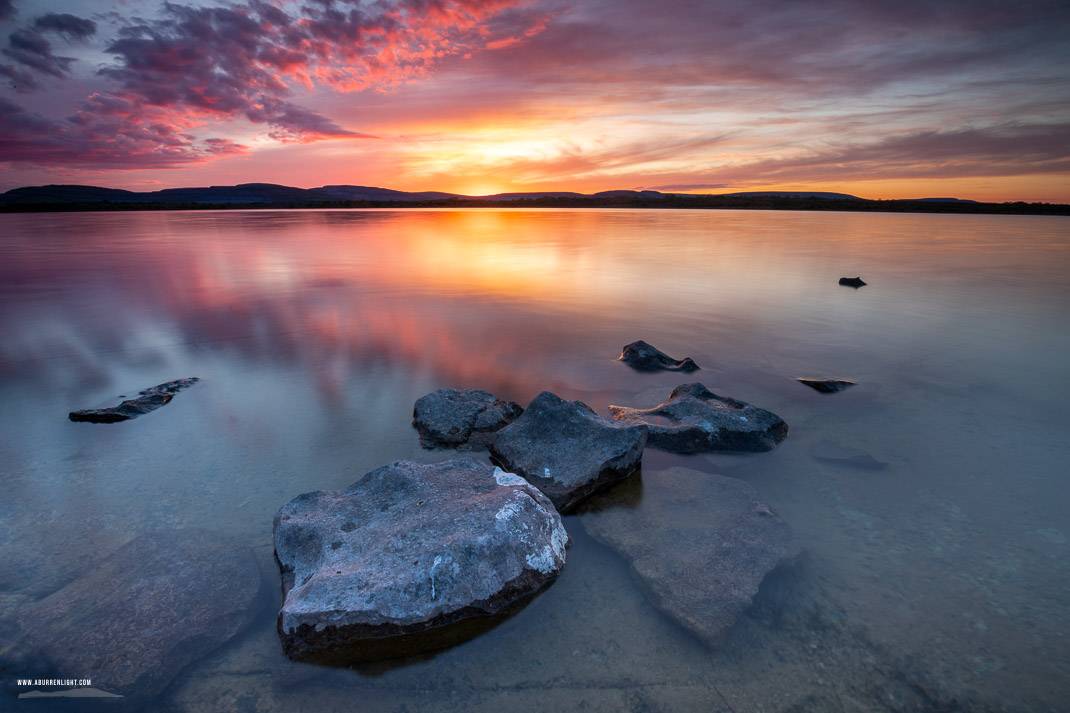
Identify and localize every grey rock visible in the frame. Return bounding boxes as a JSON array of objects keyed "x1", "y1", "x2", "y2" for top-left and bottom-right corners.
[
  {"x1": 839, "y1": 276, "x2": 867, "y2": 288},
  {"x1": 489, "y1": 391, "x2": 647, "y2": 512},
  {"x1": 796, "y1": 378, "x2": 856, "y2": 394},
  {"x1": 412, "y1": 388, "x2": 523, "y2": 449},
  {"x1": 0, "y1": 531, "x2": 262, "y2": 707},
  {"x1": 608, "y1": 383, "x2": 788, "y2": 453},
  {"x1": 619, "y1": 340, "x2": 699, "y2": 372},
  {"x1": 582, "y1": 466, "x2": 801, "y2": 644},
  {"x1": 69, "y1": 377, "x2": 200, "y2": 423},
  {"x1": 273, "y1": 459, "x2": 569, "y2": 660},
  {"x1": 810, "y1": 438, "x2": 888, "y2": 469}
]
